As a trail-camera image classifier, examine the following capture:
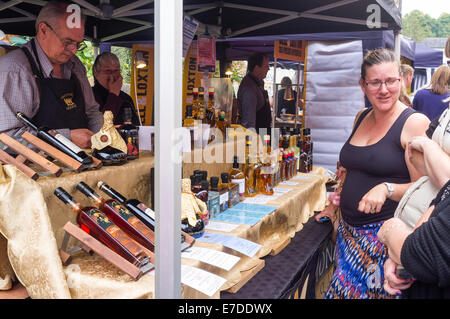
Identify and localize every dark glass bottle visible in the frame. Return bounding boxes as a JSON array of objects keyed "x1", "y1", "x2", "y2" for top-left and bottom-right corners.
[
  {"x1": 54, "y1": 187, "x2": 150, "y2": 268},
  {"x1": 119, "y1": 108, "x2": 139, "y2": 160},
  {"x1": 16, "y1": 112, "x2": 92, "y2": 165},
  {"x1": 76, "y1": 182, "x2": 155, "y2": 252},
  {"x1": 97, "y1": 181, "x2": 156, "y2": 232}
]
